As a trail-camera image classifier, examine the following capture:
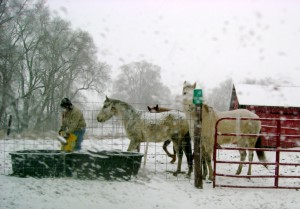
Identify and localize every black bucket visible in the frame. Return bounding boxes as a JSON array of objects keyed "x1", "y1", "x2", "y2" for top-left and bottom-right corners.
[{"x1": 9, "y1": 150, "x2": 143, "y2": 180}]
